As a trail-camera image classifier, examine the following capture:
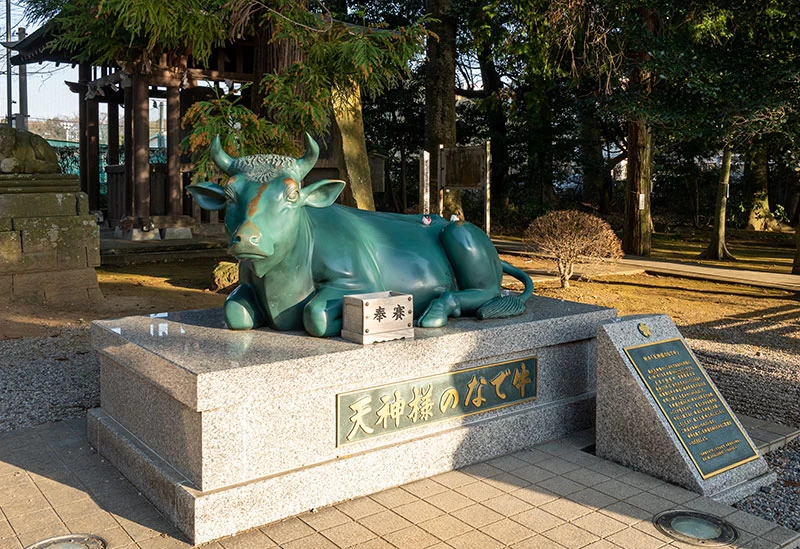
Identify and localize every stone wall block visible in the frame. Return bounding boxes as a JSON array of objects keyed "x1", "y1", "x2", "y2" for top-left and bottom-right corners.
[
  {"x1": 77, "y1": 192, "x2": 90, "y2": 215},
  {"x1": 0, "y1": 230, "x2": 21, "y2": 262},
  {"x1": 21, "y1": 228, "x2": 59, "y2": 253},
  {"x1": 87, "y1": 245, "x2": 101, "y2": 267},
  {"x1": 0, "y1": 218, "x2": 11, "y2": 231},
  {"x1": 13, "y1": 215, "x2": 97, "y2": 231},
  {"x1": 0, "y1": 192, "x2": 80, "y2": 217},
  {"x1": 12, "y1": 267, "x2": 99, "y2": 303},
  {"x1": 0, "y1": 274, "x2": 11, "y2": 302},
  {"x1": 21, "y1": 224, "x2": 100, "y2": 255},
  {"x1": 58, "y1": 247, "x2": 89, "y2": 270},
  {"x1": 87, "y1": 287, "x2": 104, "y2": 301},
  {"x1": 0, "y1": 249, "x2": 57, "y2": 274}
]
